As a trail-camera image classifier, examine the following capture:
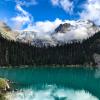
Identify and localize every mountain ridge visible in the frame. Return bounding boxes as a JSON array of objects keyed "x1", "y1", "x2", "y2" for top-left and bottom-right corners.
[
  {"x1": 16, "y1": 20, "x2": 100, "y2": 46},
  {"x1": 0, "y1": 20, "x2": 100, "y2": 47},
  {"x1": 0, "y1": 28, "x2": 100, "y2": 66}
]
